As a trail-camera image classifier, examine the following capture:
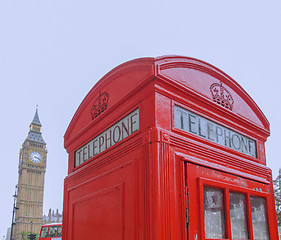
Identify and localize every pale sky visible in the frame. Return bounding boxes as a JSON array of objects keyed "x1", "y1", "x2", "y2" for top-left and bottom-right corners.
[{"x1": 1, "y1": 0, "x2": 281, "y2": 238}]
